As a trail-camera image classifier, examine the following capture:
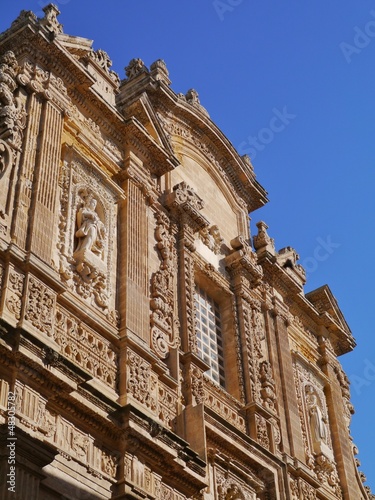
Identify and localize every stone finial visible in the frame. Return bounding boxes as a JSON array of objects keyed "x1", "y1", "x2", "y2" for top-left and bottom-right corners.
[
  {"x1": 40, "y1": 4, "x2": 63, "y2": 36},
  {"x1": 150, "y1": 59, "x2": 171, "y2": 85},
  {"x1": 277, "y1": 246, "x2": 306, "y2": 285},
  {"x1": 253, "y1": 221, "x2": 275, "y2": 255},
  {"x1": 185, "y1": 88, "x2": 210, "y2": 117},
  {"x1": 185, "y1": 88, "x2": 200, "y2": 105},
  {"x1": 90, "y1": 49, "x2": 112, "y2": 72},
  {"x1": 242, "y1": 154, "x2": 254, "y2": 172},
  {"x1": 125, "y1": 58, "x2": 147, "y2": 79},
  {"x1": 10, "y1": 10, "x2": 37, "y2": 30}
]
